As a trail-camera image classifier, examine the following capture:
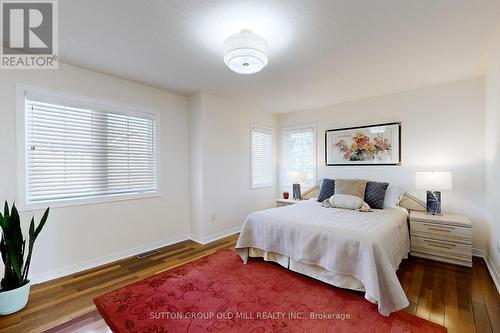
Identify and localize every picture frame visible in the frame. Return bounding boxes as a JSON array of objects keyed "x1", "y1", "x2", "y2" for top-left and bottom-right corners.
[{"x1": 325, "y1": 122, "x2": 401, "y2": 166}]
